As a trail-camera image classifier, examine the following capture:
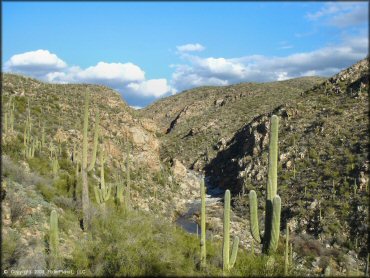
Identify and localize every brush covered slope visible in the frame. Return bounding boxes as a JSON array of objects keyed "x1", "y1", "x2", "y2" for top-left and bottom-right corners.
[
  {"x1": 1, "y1": 74, "x2": 222, "y2": 275},
  {"x1": 140, "y1": 76, "x2": 326, "y2": 170},
  {"x1": 141, "y1": 58, "x2": 369, "y2": 275},
  {"x1": 1, "y1": 58, "x2": 369, "y2": 276}
]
